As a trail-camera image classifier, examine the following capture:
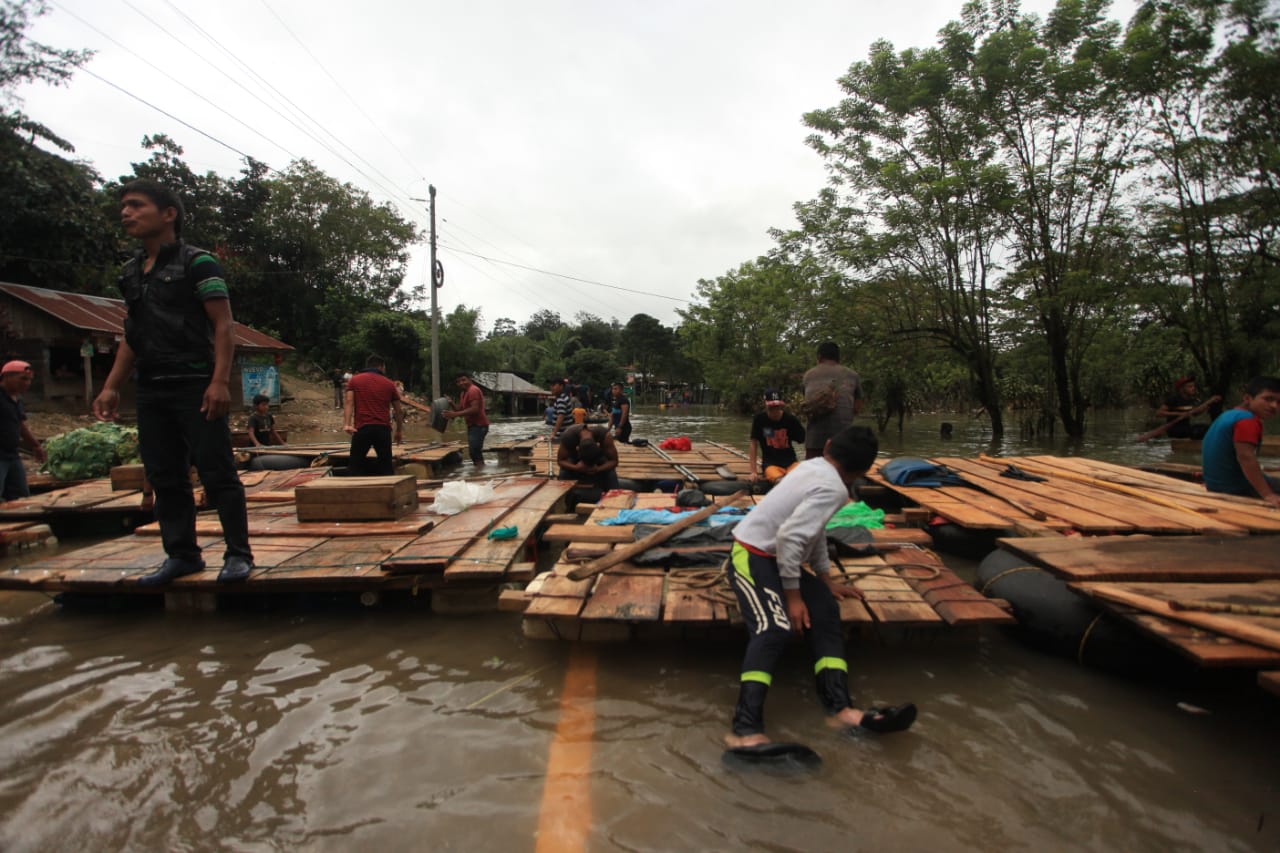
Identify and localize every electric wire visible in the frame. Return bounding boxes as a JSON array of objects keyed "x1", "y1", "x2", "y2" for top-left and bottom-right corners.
[{"x1": 50, "y1": 1, "x2": 299, "y2": 164}]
